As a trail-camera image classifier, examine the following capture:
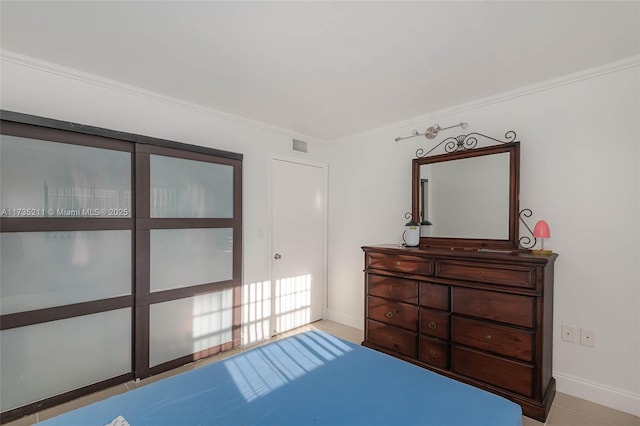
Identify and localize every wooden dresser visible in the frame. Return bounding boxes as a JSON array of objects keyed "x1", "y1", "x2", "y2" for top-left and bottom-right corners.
[{"x1": 362, "y1": 244, "x2": 557, "y2": 421}]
